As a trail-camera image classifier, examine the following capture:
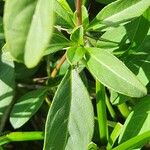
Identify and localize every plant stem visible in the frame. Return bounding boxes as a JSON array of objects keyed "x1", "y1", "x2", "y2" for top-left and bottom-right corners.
[
  {"x1": 0, "y1": 132, "x2": 44, "y2": 145},
  {"x1": 118, "y1": 103, "x2": 131, "y2": 118},
  {"x1": 50, "y1": 0, "x2": 82, "y2": 78},
  {"x1": 96, "y1": 80, "x2": 108, "y2": 145},
  {"x1": 51, "y1": 54, "x2": 66, "y2": 78},
  {"x1": 76, "y1": 0, "x2": 82, "y2": 26},
  {"x1": 105, "y1": 95, "x2": 117, "y2": 121}
]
